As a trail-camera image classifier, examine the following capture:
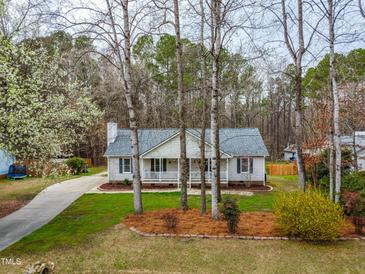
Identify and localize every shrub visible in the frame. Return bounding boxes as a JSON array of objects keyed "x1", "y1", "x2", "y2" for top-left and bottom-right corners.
[
  {"x1": 342, "y1": 171, "x2": 365, "y2": 192},
  {"x1": 352, "y1": 192, "x2": 365, "y2": 235},
  {"x1": 122, "y1": 178, "x2": 130, "y2": 186},
  {"x1": 65, "y1": 157, "x2": 85, "y2": 175},
  {"x1": 220, "y1": 197, "x2": 241, "y2": 234},
  {"x1": 341, "y1": 191, "x2": 360, "y2": 215},
  {"x1": 274, "y1": 191, "x2": 344, "y2": 240},
  {"x1": 161, "y1": 213, "x2": 179, "y2": 230}
]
